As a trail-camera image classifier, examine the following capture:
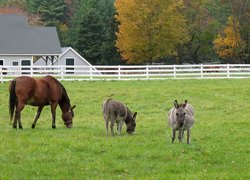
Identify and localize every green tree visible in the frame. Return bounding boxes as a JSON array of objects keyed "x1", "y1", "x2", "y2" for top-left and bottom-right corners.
[
  {"x1": 37, "y1": 0, "x2": 66, "y2": 26},
  {"x1": 72, "y1": 0, "x2": 122, "y2": 65},
  {"x1": 177, "y1": 0, "x2": 221, "y2": 64},
  {"x1": 76, "y1": 9, "x2": 104, "y2": 65}
]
